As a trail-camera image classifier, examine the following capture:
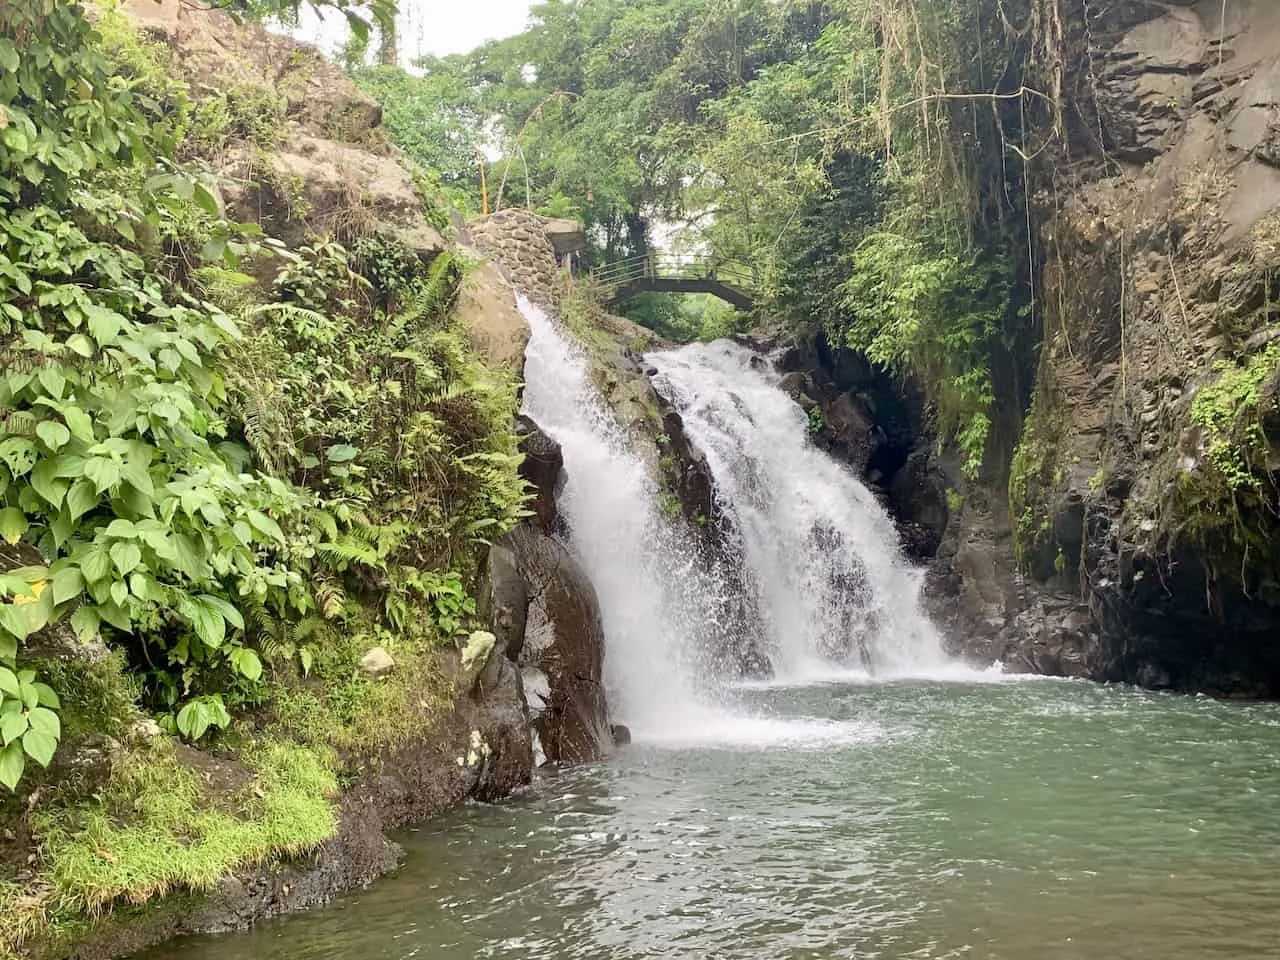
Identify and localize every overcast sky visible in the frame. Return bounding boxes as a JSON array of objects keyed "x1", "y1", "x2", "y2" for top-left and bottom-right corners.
[{"x1": 297, "y1": 0, "x2": 536, "y2": 59}]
